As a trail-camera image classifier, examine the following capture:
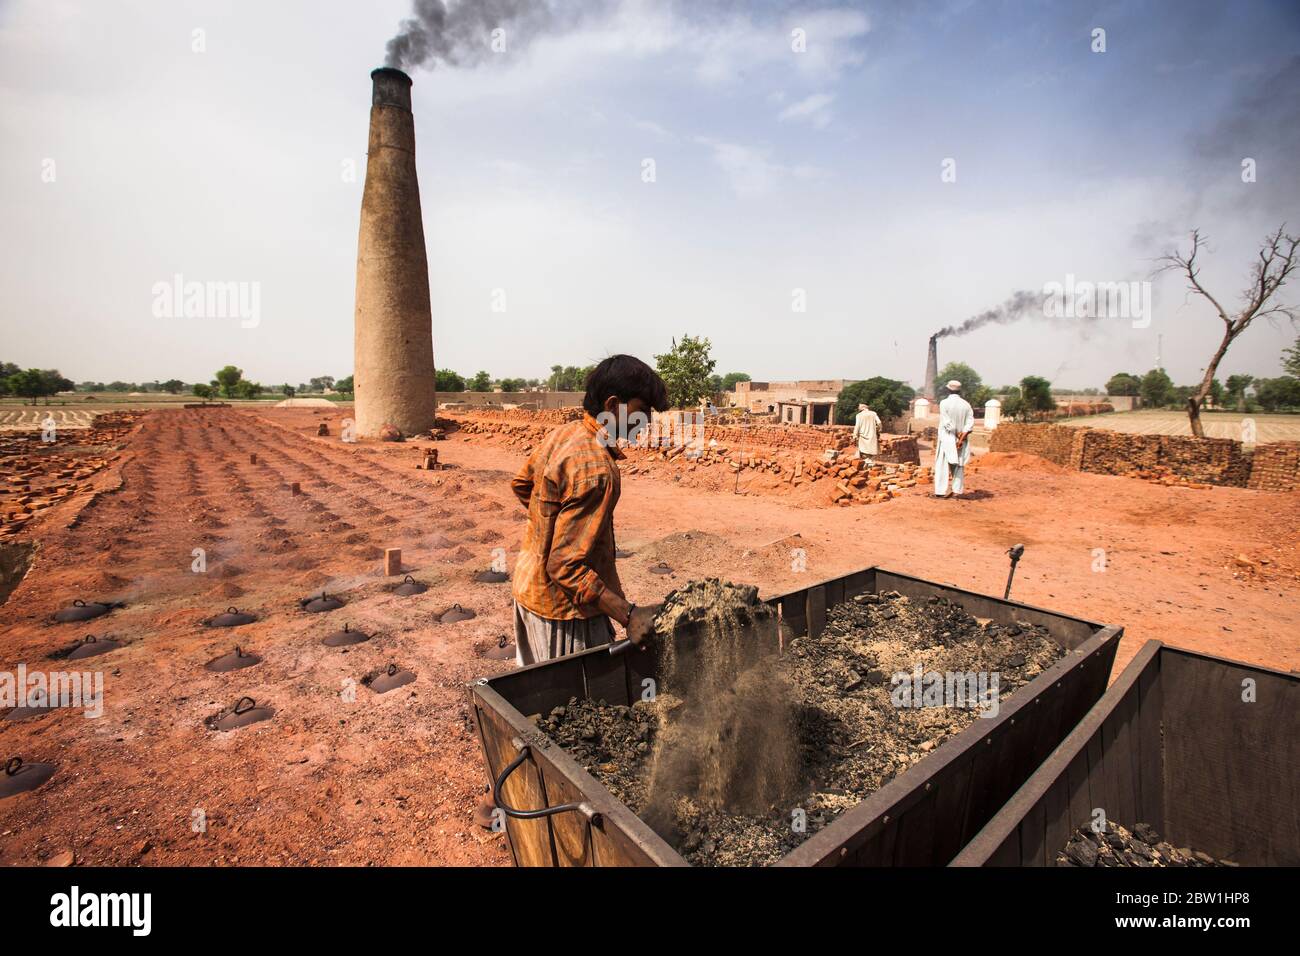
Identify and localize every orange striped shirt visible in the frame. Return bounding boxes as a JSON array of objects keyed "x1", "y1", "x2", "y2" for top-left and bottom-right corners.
[{"x1": 511, "y1": 413, "x2": 624, "y2": 620}]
